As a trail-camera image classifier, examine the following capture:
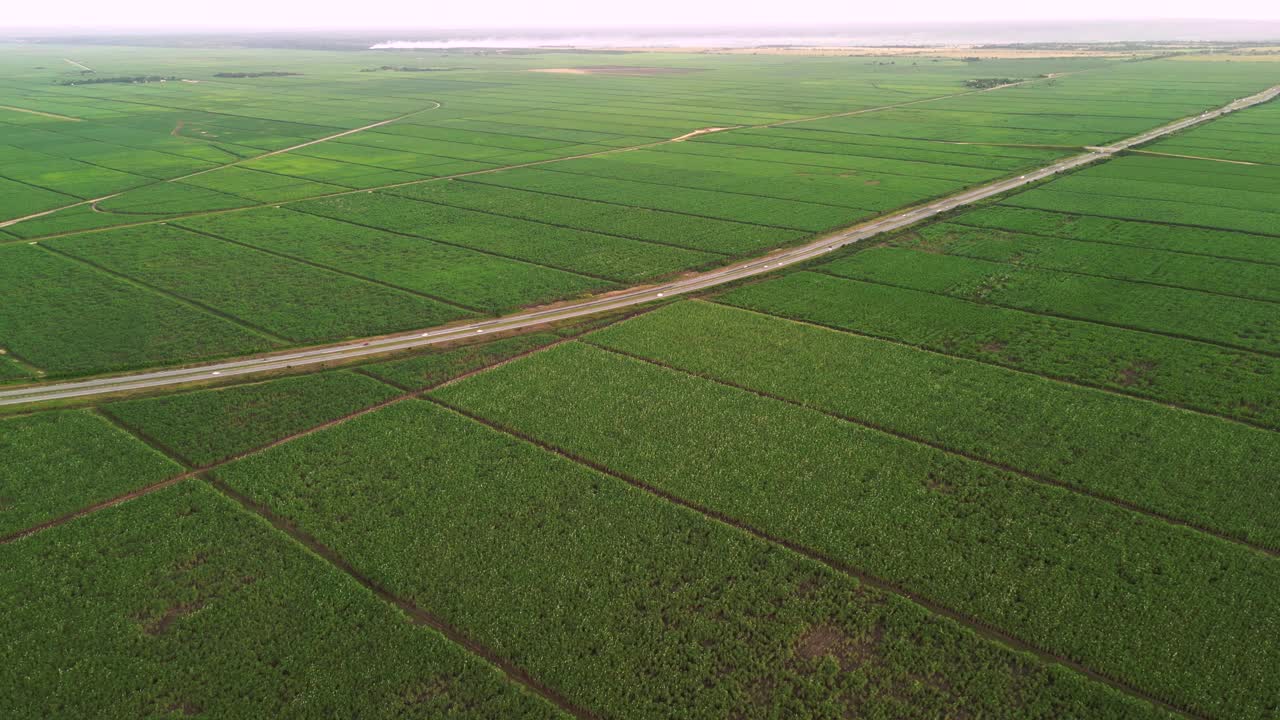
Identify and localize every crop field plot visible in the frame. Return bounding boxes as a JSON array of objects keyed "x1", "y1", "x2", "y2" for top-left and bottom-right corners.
[
  {"x1": 436, "y1": 340, "x2": 1280, "y2": 720},
  {"x1": 950, "y1": 204, "x2": 1280, "y2": 265},
  {"x1": 294, "y1": 191, "x2": 722, "y2": 281},
  {"x1": 720, "y1": 272, "x2": 1280, "y2": 428},
  {"x1": 0, "y1": 243, "x2": 279, "y2": 376},
  {"x1": 388, "y1": 180, "x2": 809, "y2": 255},
  {"x1": 0, "y1": 410, "x2": 181, "y2": 537},
  {"x1": 47, "y1": 223, "x2": 475, "y2": 344},
  {"x1": 587, "y1": 301, "x2": 1280, "y2": 546},
  {"x1": 3, "y1": 42, "x2": 1280, "y2": 720},
  {"x1": 821, "y1": 245, "x2": 1280, "y2": 354},
  {"x1": 175, "y1": 208, "x2": 610, "y2": 312},
  {"x1": 102, "y1": 371, "x2": 401, "y2": 467},
  {"x1": 1, "y1": 481, "x2": 562, "y2": 719},
  {"x1": 902, "y1": 222, "x2": 1280, "y2": 302},
  {"x1": 212, "y1": 399, "x2": 1165, "y2": 720},
  {"x1": 466, "y1": 165, "x2": 864, "y2": 231}
]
